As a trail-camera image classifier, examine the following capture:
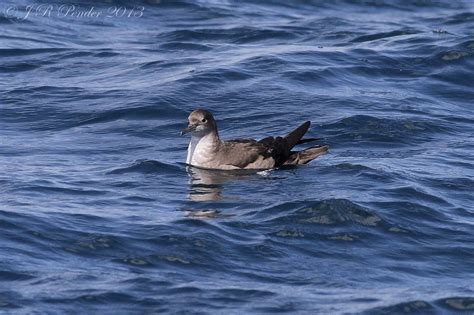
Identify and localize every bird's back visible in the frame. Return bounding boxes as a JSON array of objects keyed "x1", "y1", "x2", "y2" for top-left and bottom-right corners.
[
  {"x1": 215, "y1": 139, "x2": 277, "y2": 169},
  {"x1": 215, "y1": 121, "x2": 311, "y2": 169}
]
